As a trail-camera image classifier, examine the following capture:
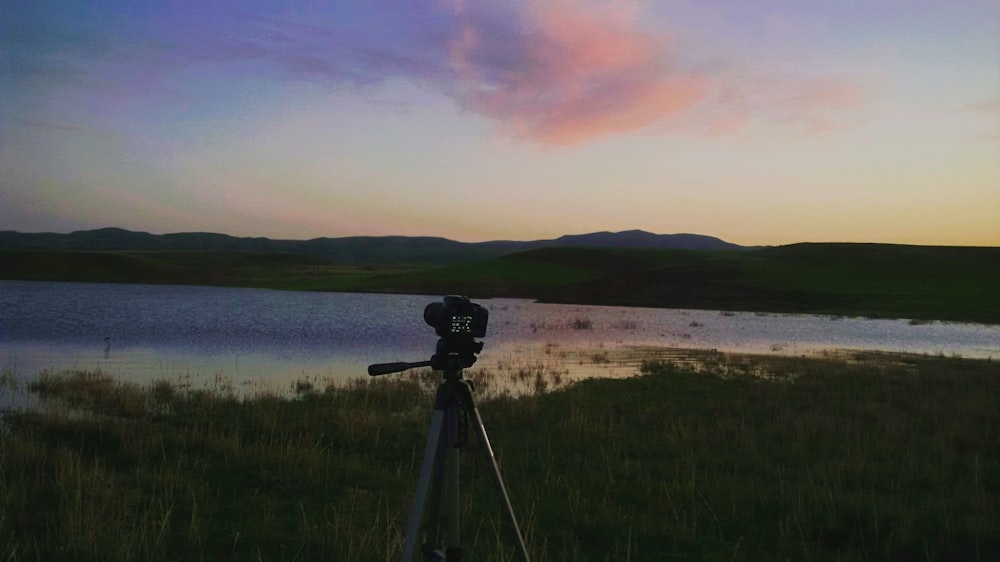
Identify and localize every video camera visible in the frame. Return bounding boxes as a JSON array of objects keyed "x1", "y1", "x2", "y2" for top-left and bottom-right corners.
[
  {"x1": 368, "y1": 295, "x2": 488, "y2": 377},
  {"x1": 424, "y1": 295, "x2": 488, "y2": 339}
]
